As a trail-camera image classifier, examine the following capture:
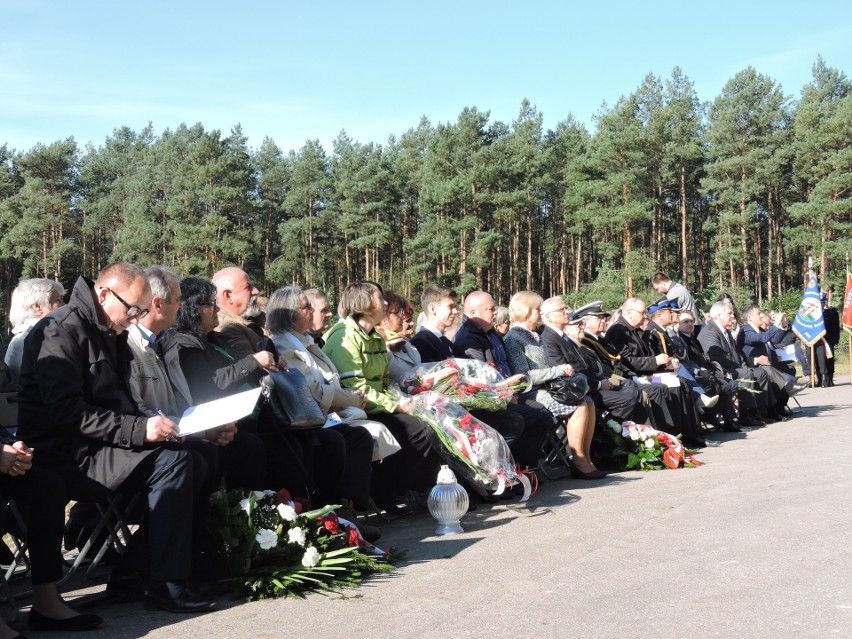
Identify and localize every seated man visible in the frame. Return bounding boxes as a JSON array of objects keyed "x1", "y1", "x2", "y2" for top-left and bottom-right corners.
[
  {"x1": 304, "y1": 288, "x2": 334, "y2": 348},
  {"x1": 410, "y1": 284, "x2": 459, "y2": 362},
  {"x1": 604, "y1": 298, "x2": 706, "y2": 448},
  {"x1": 737, "y1": 304, "x2": 806, "y2": 416},
  {"x1": 127, "y1": 266, "x2": 266, "y2": 492},
  {"x1": 698, "y1": 301, "x2": 782, "y2": 424},
  {"x1": 212, "y1": 266, "x2": 263, "y2": 358},
  {"x1": 645, "y1": 298, "x2": 719, "y2": 410},
  {"x1": 539, "y1": 298, "x2": 650, "y2": 425},
  {"x1": 671, "y1": 310, "x2": 740, "y2": 431},
  {"x1": 17, "y1": 262, "x2": 215, "y2": 613},
  {"x1": 452, "y1": 290, "x2": 554, "y2": 470}
]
